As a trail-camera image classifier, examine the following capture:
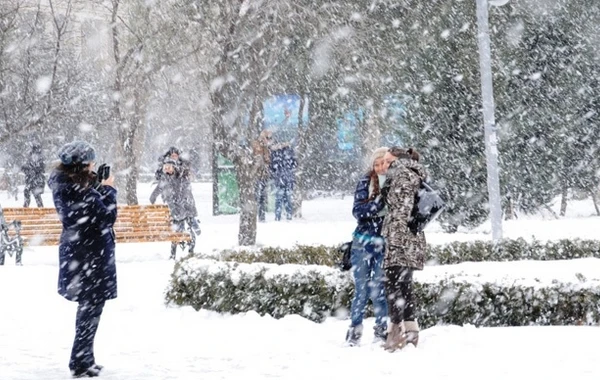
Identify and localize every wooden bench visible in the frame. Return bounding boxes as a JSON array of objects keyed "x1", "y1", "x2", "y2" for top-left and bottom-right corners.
[{"x1": 1, "y1": 204, "x2": 192, "y2": 246}]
